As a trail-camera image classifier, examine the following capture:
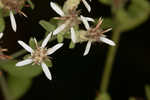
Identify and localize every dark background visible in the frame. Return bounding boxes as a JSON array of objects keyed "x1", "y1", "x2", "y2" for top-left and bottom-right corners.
[{"x1": 1, "y1": 0, "x2": 150, "y2": 100}]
